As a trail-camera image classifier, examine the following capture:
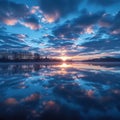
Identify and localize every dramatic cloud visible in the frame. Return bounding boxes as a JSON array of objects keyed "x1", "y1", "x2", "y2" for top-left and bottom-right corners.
[
  {"x1": 0, "y1": 0, "x2": 42, "y2": 30},
  {"x1": 39, "y1": 0, "x2": 82, "y2": 22},
  {"x1": 0, "y1": 0, "x2": 30, "y2": 25},
  {"x1": 53, "y1": 11, "x2": 104, "y2": 39},
  {"x1": 111, "y1": 11, "x2": 120, "y2": 35},
  {"x1": 88, "y1": 0, "x2": 120, "y2": 6},
  {"x1": 99, "y1": 11, "x2": 120, "y2": 35},
  {"x1": 11, "y1": 34, "x2": 28, "y2": 41},
  {"x1": 0, "y1": 28, "x2": 29, "y2": 50},
  {"x1": 21, "y1": 16, "x2": 41, "y2": 30},
  {"x1": 81, "y1": 37, "x2": 120, "y2": 53}
]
